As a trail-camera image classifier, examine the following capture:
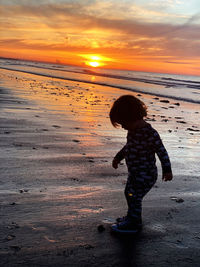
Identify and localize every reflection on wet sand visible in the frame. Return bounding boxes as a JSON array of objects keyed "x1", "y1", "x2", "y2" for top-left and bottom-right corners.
[{"x1": 0, "y1": 69, "x2": 200, "y2": 266}]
